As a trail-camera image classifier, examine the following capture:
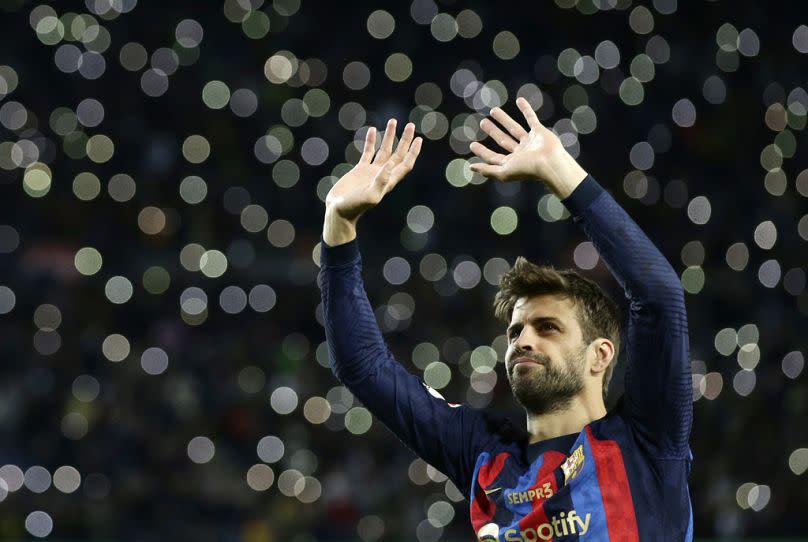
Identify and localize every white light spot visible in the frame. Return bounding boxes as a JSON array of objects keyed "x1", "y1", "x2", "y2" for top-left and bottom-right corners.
[
  {"x1": 141, "y1": 347, "x2": 169, "y2": 375},
  {"x1": 25, "y1": 511, "x2": 53, "y2": 538},
  {"x1": 687, "y1": 196, "x2": 711, "y2": 225},
  {"x1": 270, "y1": 386, "x2": 298, "y2": 414},
  {"x1": 382, "y1": 257, "x2": 411, "y2": 285},
  {"x1": 672, "y1": 98, "x2": 696, "y2": 127},
  {"x1": 256, "y1": 435, "x2": 284, "y2": 463},
  {"x1": 187, "y1": 436, "x2": 215, "y2": 464}
]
